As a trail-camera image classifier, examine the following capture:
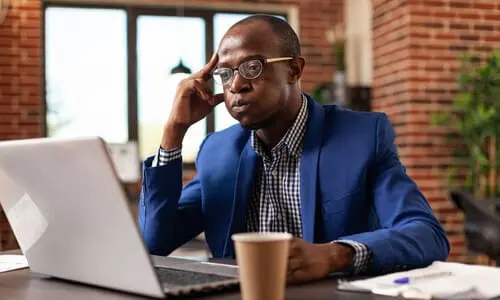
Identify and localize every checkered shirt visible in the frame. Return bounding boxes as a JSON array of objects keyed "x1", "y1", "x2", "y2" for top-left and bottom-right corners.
[
  {"x1": 245, "y1": 98, "x2": 308, "y2": 237},
  {"x1": 152, "y1": 97, "x2": 371, "y2": 274}
]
